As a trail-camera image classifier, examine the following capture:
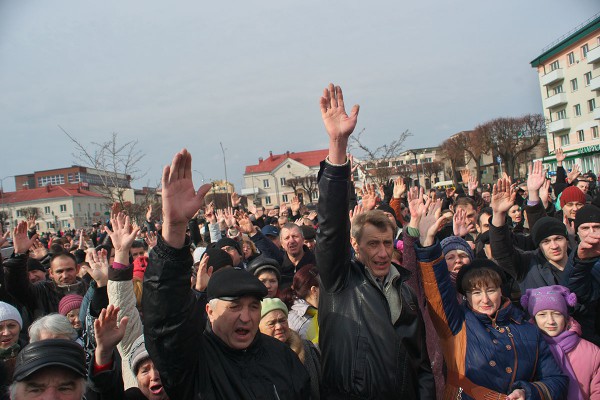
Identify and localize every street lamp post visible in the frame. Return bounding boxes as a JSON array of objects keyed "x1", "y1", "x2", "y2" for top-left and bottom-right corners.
[
  {"x1": 219, "y1": 142, "x2": 231, "y2": 208},
  {"x1": 405, "y1": 151, "x2": 421, "y2": 187}
]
